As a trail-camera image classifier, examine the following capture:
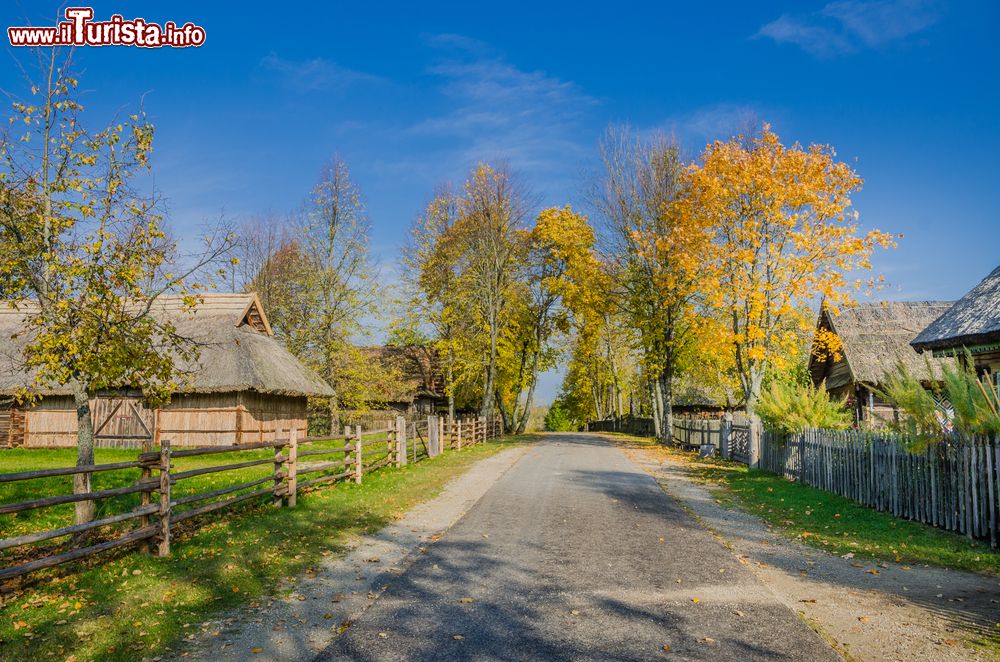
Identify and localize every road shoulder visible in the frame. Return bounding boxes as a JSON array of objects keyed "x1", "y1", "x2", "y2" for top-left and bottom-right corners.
[{"x1": 621, "y1": 439, "x2": 999, "y2": 662}]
